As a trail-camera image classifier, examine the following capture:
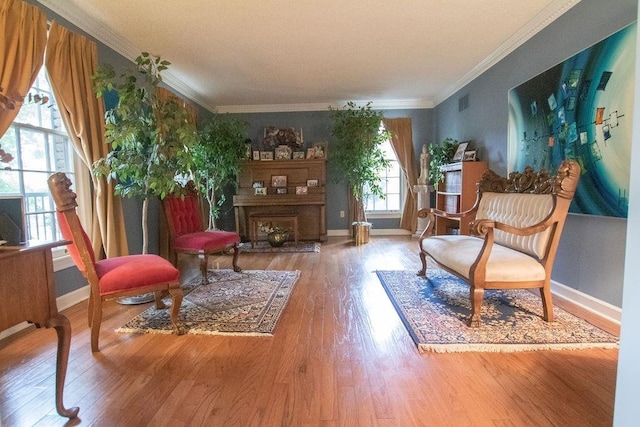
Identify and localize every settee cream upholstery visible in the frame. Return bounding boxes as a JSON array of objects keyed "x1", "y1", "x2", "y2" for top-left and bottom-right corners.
[{"x1": 418, "y1": 160, "x2": 580, "y2": 327}]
